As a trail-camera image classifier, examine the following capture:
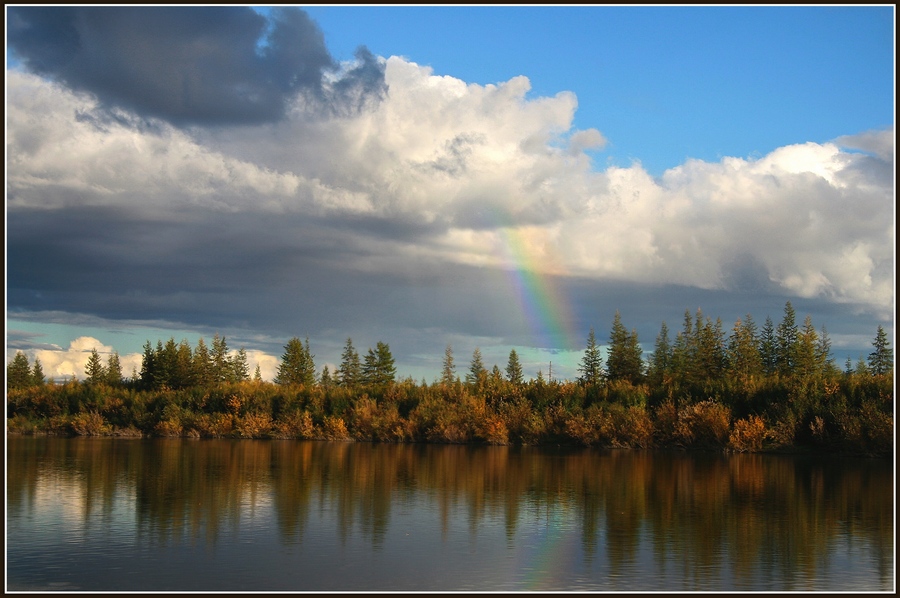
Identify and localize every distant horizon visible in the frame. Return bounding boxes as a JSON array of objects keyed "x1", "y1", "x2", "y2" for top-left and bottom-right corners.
[{"x1": 9, "y1": 303, "x2": 888, "y2": 385}]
